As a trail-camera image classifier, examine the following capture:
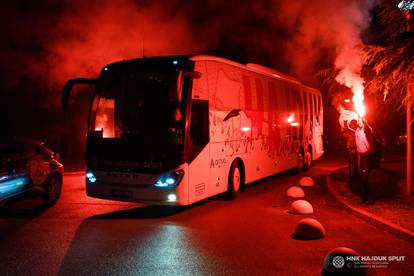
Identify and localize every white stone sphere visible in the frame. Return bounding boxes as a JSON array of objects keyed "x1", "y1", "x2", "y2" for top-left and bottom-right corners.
[
  {"x1": 299, "y1": 176, "x2": 315, "y2": 187},
  {"x1": 286, "y1": 186, "x2": 305, "y2": 198},
  {"x1": 289, "y1": 200, "x2": 313, "y2": 215},
  {"x1": 322, "y1": 247, "x2": 364, "y2": 275},
  {"x1": 293, "y1": 218, "x2": 326, "y2": 239}
]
